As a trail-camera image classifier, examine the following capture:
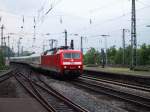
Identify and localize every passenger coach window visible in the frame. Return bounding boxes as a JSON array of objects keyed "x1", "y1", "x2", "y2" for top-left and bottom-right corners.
[{"x1": 63, "y1": 53, "x2": 80, "y2": 59}]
